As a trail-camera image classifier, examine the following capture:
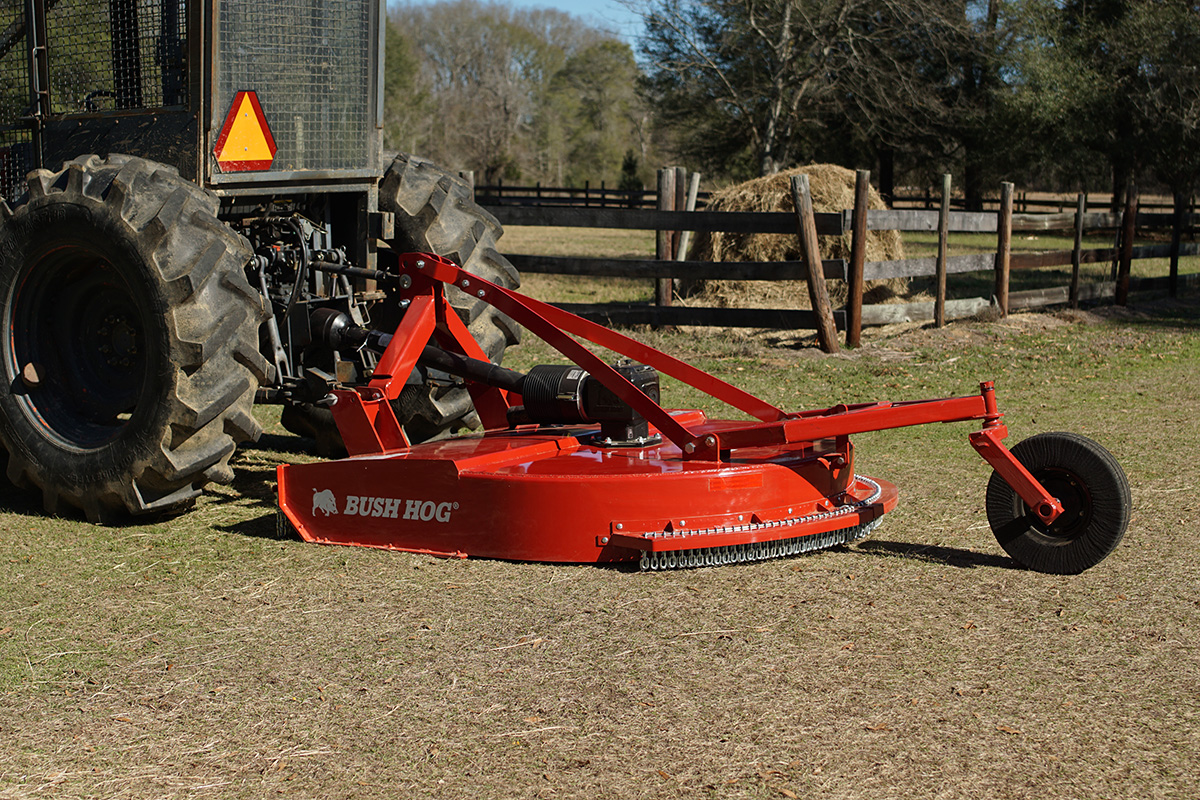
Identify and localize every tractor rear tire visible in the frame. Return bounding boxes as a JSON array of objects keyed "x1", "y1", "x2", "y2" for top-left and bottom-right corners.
[
  {"x1": 280, "y1": 155, "x2": 521, "y2": 451},
  {"x1": 0, "y1": 155, "x2": 270, "y2": 522},
  {"x1": 985, "y1": 432, "x2": 1131, "y2": 574},
  {"x1": 379, "y1": 153, "x2": 521, "y2": 442}
]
